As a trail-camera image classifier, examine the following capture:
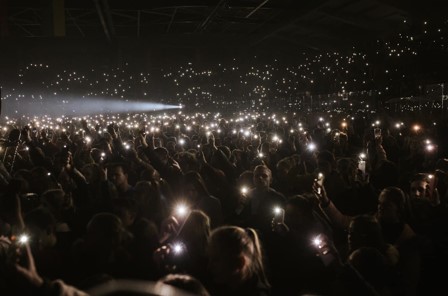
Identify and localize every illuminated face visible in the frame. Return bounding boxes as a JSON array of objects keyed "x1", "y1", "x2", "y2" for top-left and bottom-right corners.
[
  {"x1": 410, "y1": 180, "x2": 428, "y2": 199},
  {"x1": 253, "y1": 167, "x2": 272, "y2": 189}
]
